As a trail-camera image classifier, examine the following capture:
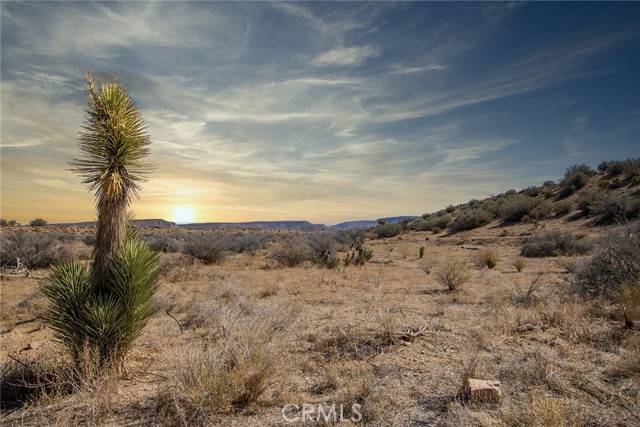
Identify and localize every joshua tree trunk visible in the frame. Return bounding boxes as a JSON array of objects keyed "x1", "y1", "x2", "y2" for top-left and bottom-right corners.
[{"x1": 92, "y1": 192, "x2": 128, "y2": 290}]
